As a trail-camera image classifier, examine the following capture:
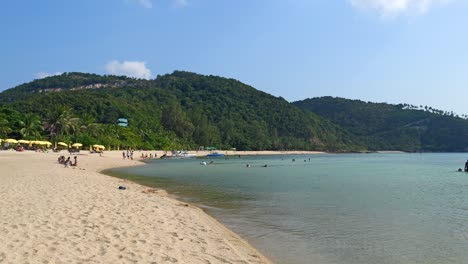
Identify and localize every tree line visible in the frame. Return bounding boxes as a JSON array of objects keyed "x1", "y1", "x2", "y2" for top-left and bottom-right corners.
[{"x1": 0, "y1": 72, "x2": 360, "y2": 151}]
